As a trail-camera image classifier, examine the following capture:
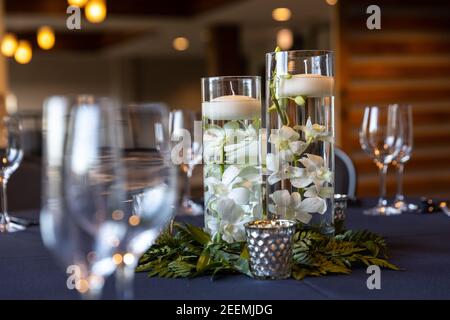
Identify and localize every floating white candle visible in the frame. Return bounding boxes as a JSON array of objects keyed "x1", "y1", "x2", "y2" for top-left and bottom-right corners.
[
  {"x1": 278, "y1": 74, "x2": 334, "y2": 98},
  {"x1": 202, "y1": 95, "x2": 261, "y2": 121}
]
